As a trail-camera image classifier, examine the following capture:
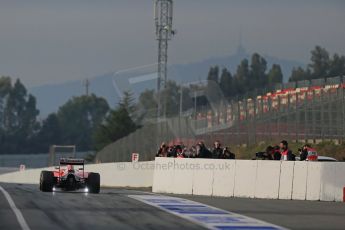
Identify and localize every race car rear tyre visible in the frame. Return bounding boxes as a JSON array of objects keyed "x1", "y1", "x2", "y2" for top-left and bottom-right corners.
[
  {"x1": 40, "y1": 171, "x2": 54, "y2": 192},
  {"x1": 88, "y1": 173, "x2": 100, "y2": 194}
]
